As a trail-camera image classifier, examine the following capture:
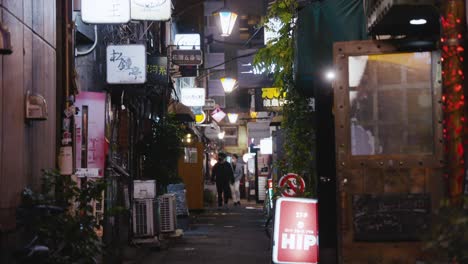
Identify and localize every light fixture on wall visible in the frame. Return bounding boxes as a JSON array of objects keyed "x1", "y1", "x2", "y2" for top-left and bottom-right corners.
[
  {"x1": 227, "y1": 113, "x2": 238, "y2": 124},
  {"x1": 216, "y1": 0, "x2": 238, "y2": 37},
  {"x1": 220, "y1": 77, "x2": 237, "y2": 93}
]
